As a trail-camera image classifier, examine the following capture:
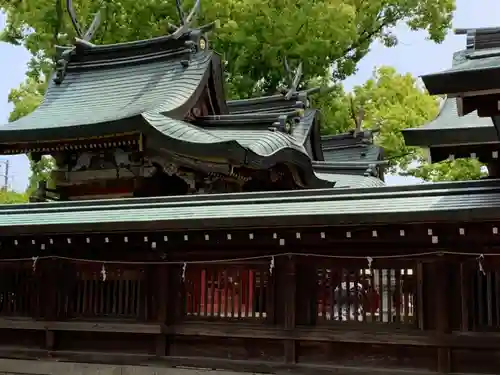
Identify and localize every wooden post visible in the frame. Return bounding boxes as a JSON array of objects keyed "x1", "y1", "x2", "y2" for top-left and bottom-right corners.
[
  {"x1": 283, "y1": 255, "x2": 296, "y2": 364},
  {"x1": 416, "y1": 262, "x2": 425, "y2": 330},
  {"x1": 41, "y1": 259, "x2": 58, "y2": 351},
  {"x1": 156, "y1": 264, "x2": 169, "y2": 356},
  {"x1": 435, "y1": 259, "x2": 451, "y2": 373},
  {"x1": 460, "y1": 262, "x2": 469, "y2": 331}
]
